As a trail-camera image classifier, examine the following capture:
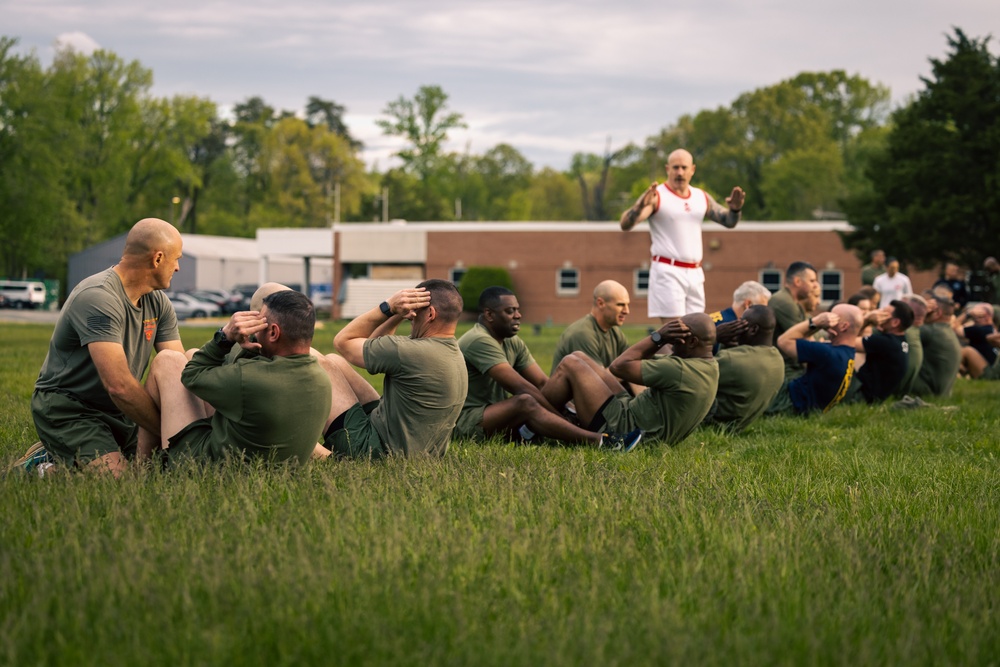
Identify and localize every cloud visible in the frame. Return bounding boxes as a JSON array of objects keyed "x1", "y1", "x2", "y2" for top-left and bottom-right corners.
[{"x1": 54, "y1": 31, "x2": 101, "y2": 55}]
